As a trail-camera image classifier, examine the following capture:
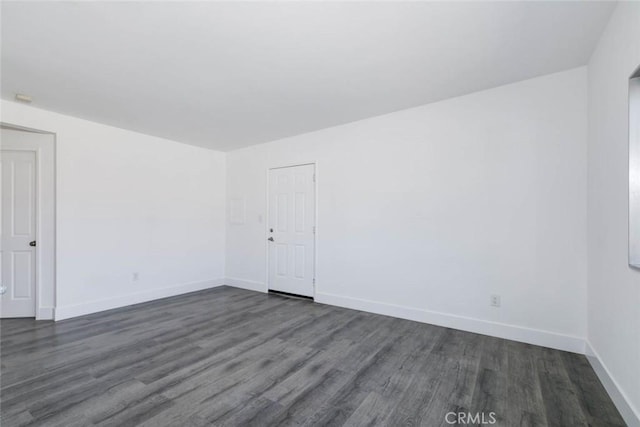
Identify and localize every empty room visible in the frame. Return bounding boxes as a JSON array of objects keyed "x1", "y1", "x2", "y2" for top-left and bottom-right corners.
[{"x1": 1, "y1": 1, "x2": 639, "y2": 426}]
